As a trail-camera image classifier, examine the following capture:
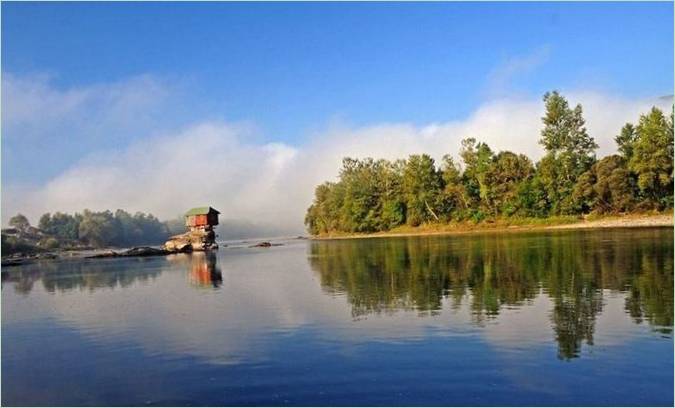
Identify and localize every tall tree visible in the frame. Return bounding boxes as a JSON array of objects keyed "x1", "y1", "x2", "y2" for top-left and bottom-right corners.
[
  {"x1": 615, "y1": 123, "x2": 637, "y2": 162},
  {"x1": 438, "y1": 155, "x2": 467, "y2": 220},
  {"x1": 629, "y1": 107, "x2": 674, "y2": 208},
  {"x1": 402, "y1": 154, "x2": 443, "y2": 226},
  {"x1": 459, "y1": 138, "x2": 494, "y2": 210},
  {"x1": 538, "y1": 91, "x2": 598, "y2": 214}
]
